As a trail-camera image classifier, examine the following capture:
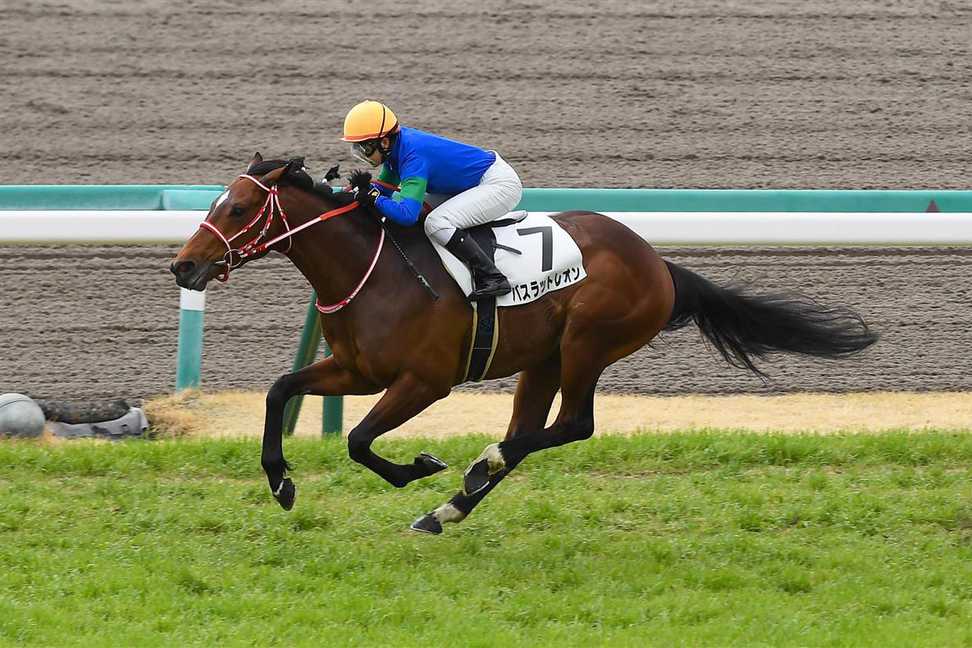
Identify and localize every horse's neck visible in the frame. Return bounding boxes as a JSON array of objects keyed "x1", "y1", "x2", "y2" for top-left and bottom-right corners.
[{"x1": 283, "y1": 192, "x2": 382, "y2": 309}]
